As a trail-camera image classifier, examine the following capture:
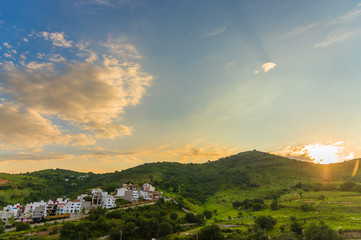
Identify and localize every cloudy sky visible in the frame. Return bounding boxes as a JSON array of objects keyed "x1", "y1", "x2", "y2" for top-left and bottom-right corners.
[{"x1": 1, "y1": 0, "x2": 361, "y2": 173}]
